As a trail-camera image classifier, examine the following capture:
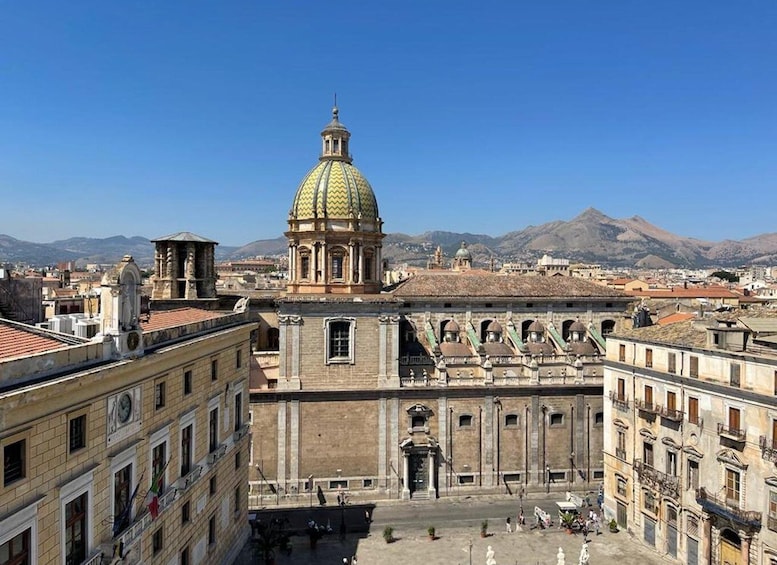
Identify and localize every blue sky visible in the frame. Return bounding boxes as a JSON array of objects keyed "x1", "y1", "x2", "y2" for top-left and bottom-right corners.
[{"x1": 1, "y1": 1, "x2": 776, "y2": 246}]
